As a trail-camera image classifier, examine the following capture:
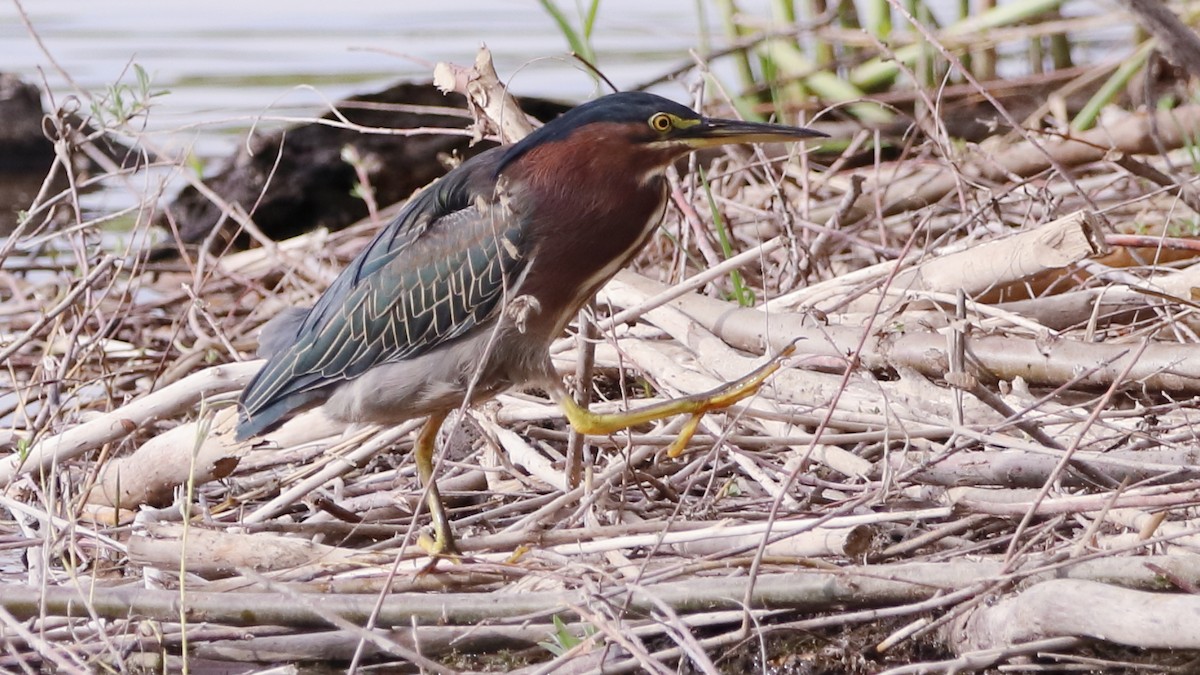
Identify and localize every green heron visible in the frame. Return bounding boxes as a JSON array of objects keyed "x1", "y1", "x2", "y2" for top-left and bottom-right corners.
[{"x1": 236, "y1": 91, "x2": 824, "y2": 553}]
